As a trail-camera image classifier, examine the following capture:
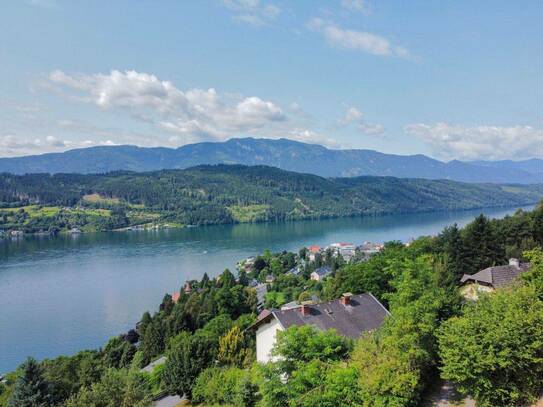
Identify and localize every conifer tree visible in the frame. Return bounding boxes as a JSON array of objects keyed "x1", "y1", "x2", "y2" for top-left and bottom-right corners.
[{"x1": 8, "y1": 357, "x2": 54, "y2": 407}]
